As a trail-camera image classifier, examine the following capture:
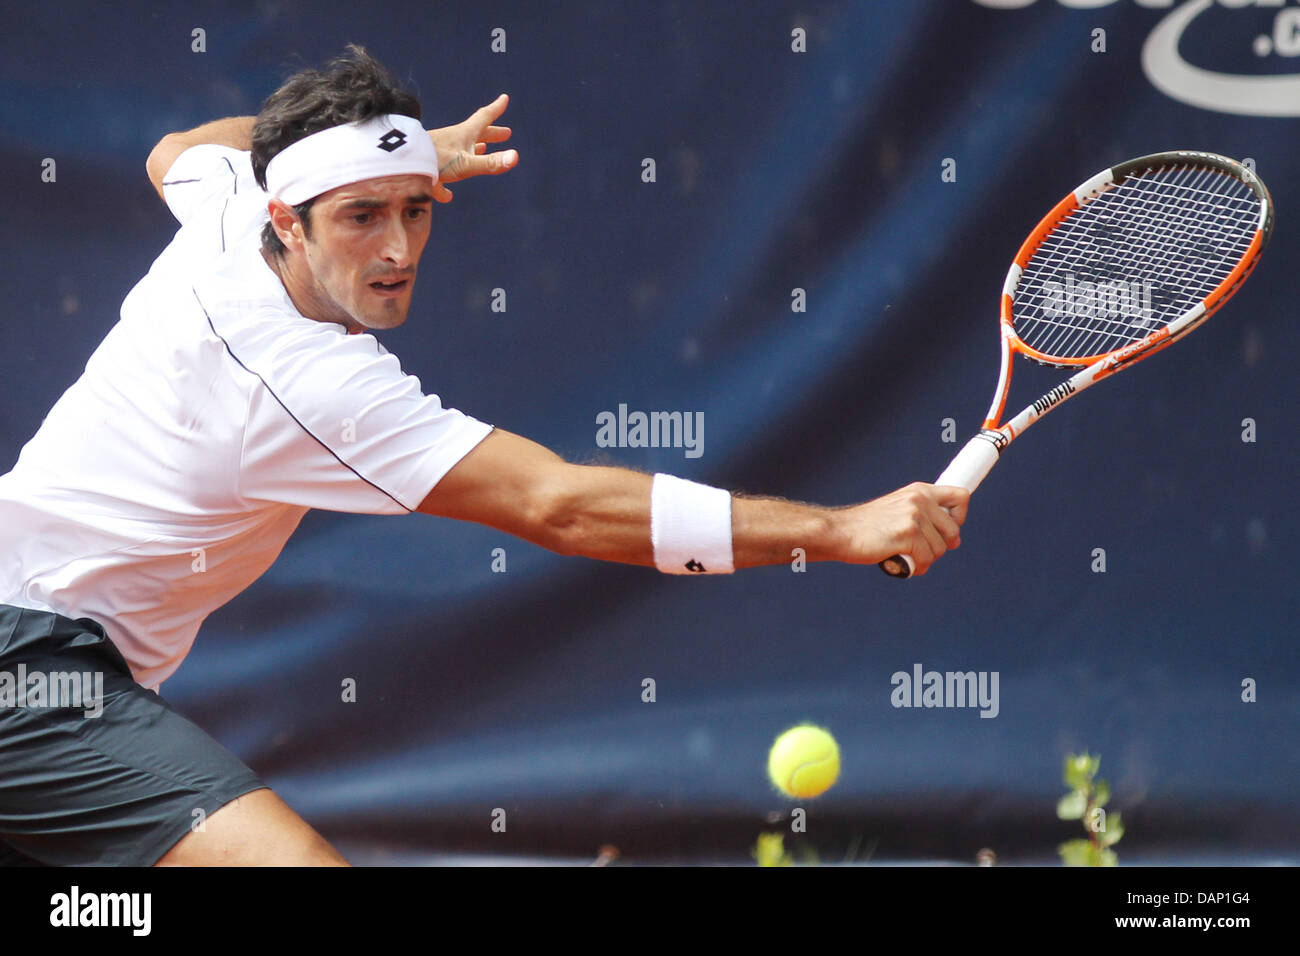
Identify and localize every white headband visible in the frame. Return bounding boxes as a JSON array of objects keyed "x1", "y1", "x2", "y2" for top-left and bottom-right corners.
[{"x1": 264, "y1": 113, "x2": 439, "y2": 205}]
